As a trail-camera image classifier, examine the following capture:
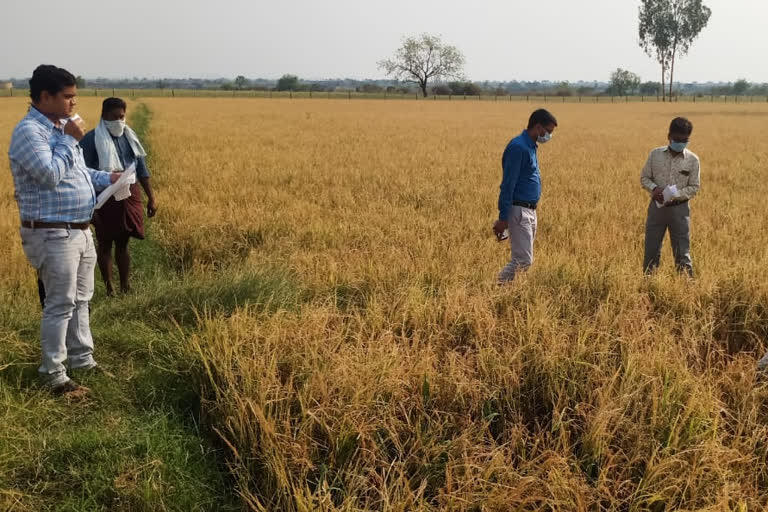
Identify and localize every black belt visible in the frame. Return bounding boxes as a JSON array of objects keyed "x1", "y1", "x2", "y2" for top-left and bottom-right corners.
[
  {"x1": 512, "y1": 200, "x2": 537, "y2": 210},
  {"x1": 21, "y1": 220, "x2": 90, "y2": 230}
]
